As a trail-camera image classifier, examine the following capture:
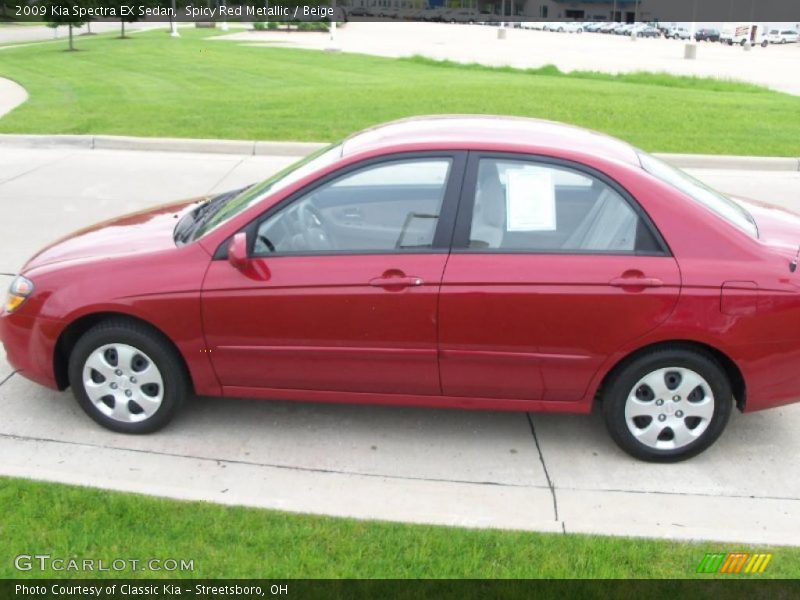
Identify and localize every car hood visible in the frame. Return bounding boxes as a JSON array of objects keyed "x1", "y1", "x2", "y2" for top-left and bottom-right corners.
[{"x1": 23, "y1": 197, "x2": 207, "y2": 272}]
